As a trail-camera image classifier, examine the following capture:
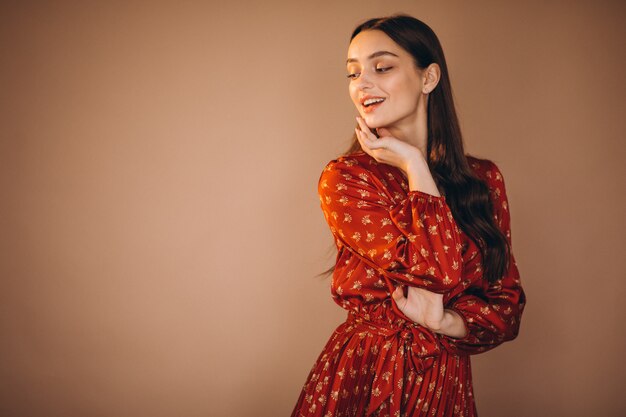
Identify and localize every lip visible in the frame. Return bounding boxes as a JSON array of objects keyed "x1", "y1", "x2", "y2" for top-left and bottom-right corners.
[
  {"x1": 361, "y1": 96, "x2": 386, "y2": 113},
  {"x1": 360, "y1": 95, "x2": 386, "y2": 106},
  {"x1": 362, "y1": 101, "x2": 383, "y2": 113}
]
